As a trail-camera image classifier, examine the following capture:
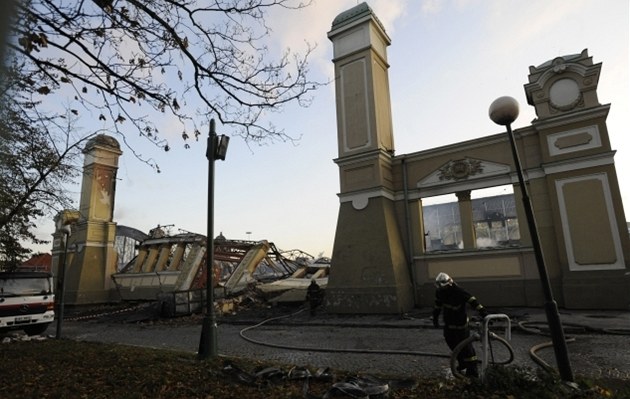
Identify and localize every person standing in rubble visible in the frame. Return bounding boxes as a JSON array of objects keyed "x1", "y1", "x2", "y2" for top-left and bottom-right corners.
[
  {"x1": 432, "y1": 272, "x2": 488, "y2": 378},
  {"x1": 306, "y1": 279, "x2": 323, "y2": 316}
]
